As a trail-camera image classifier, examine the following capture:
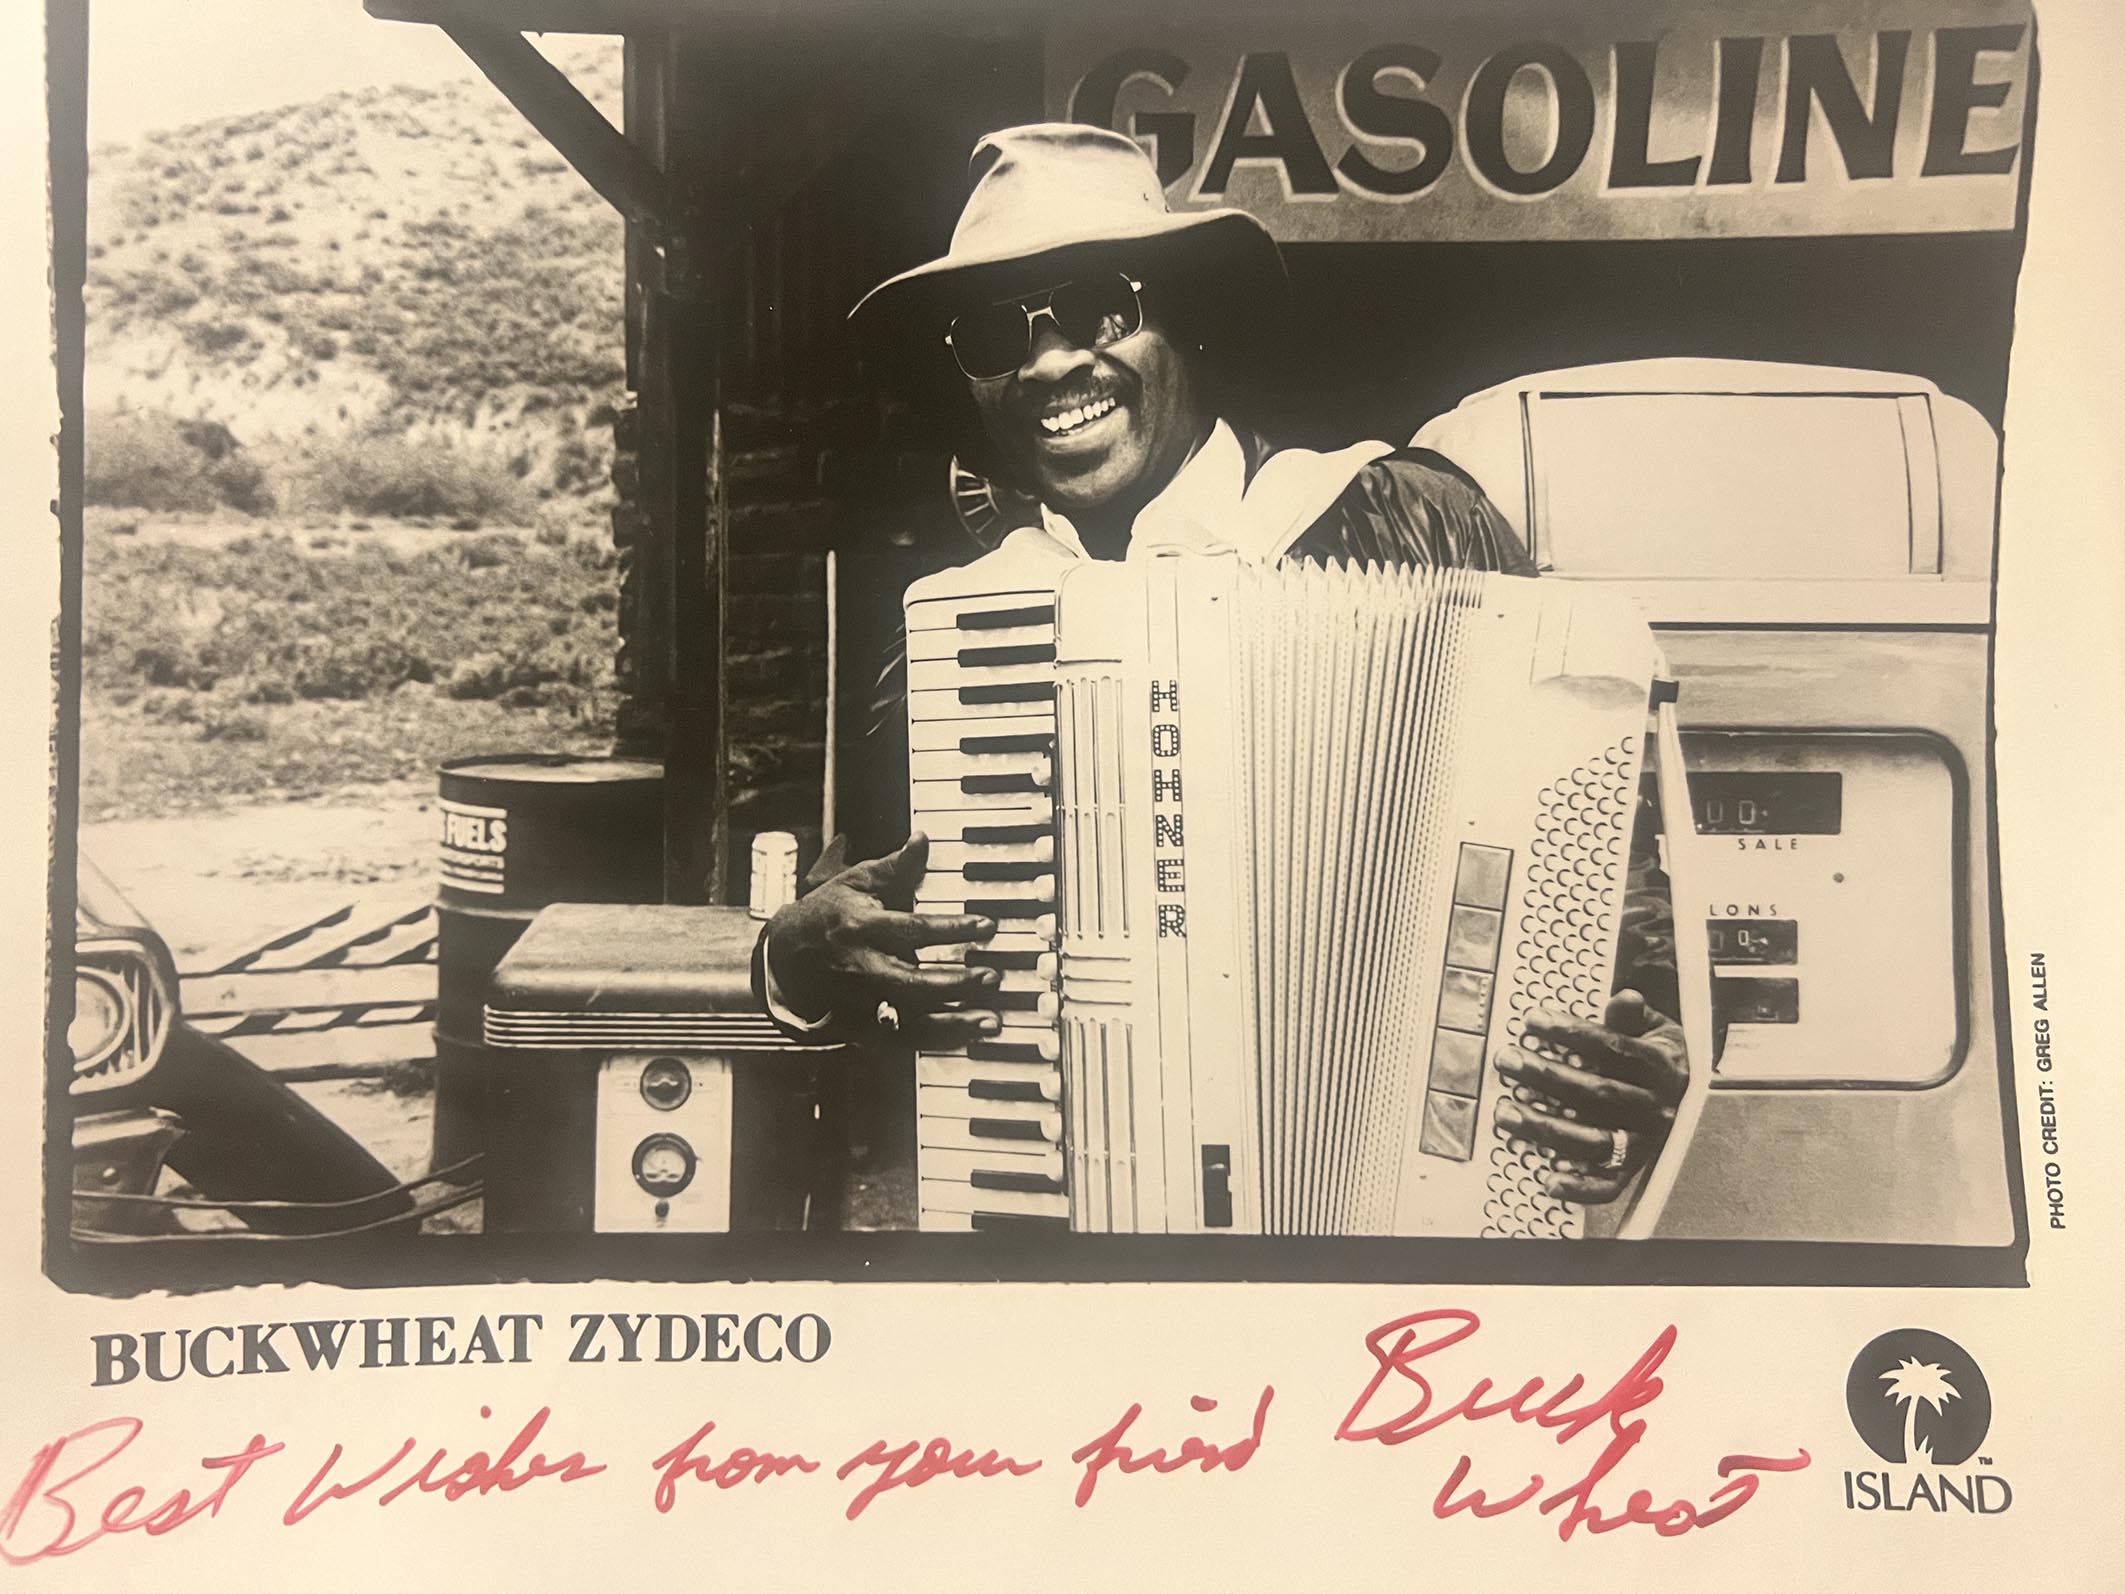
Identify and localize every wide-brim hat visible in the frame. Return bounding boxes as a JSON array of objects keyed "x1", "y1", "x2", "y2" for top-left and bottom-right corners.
[{"x1": 850, "y1": 123, "x2": 1286, "y2": 339}]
